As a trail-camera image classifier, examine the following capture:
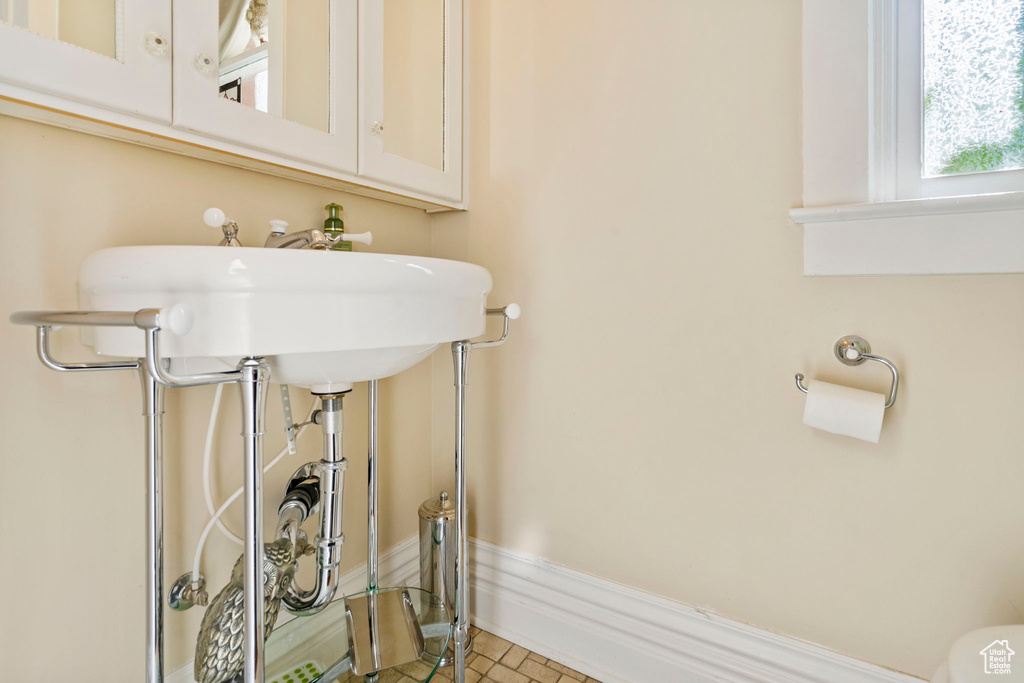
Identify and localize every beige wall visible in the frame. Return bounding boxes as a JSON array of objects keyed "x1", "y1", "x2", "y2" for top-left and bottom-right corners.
[
  {"x1": 0, "y1": 116, "x2": 434, "y2": 679},
  {"x1": 430, "y1": 1, "x2": 1024, "y2": 678}
]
